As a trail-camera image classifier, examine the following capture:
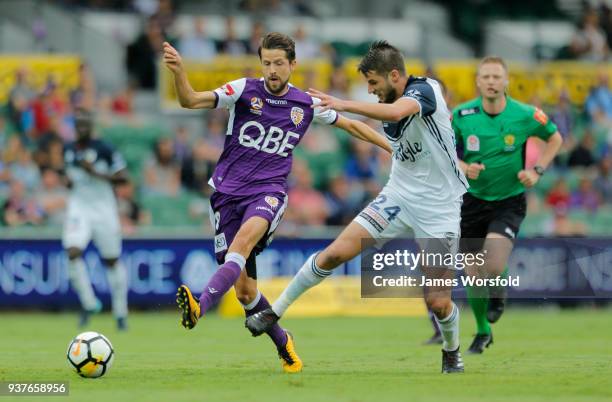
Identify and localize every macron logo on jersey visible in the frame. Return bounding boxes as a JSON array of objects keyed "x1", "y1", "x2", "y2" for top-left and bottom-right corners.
[{"x1": 266, "y1": 99, "x2": 287, "y2": 105}]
